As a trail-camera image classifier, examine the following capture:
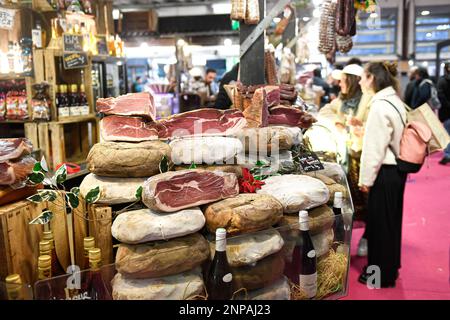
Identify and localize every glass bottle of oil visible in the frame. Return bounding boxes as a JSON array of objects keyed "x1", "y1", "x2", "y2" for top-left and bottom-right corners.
[
  {"x1": 85, "y1": 248, "x2": 112, "y2": 300},
  {"x1": 42, "y1": 231, "x2": 66, "y2": 276}
]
